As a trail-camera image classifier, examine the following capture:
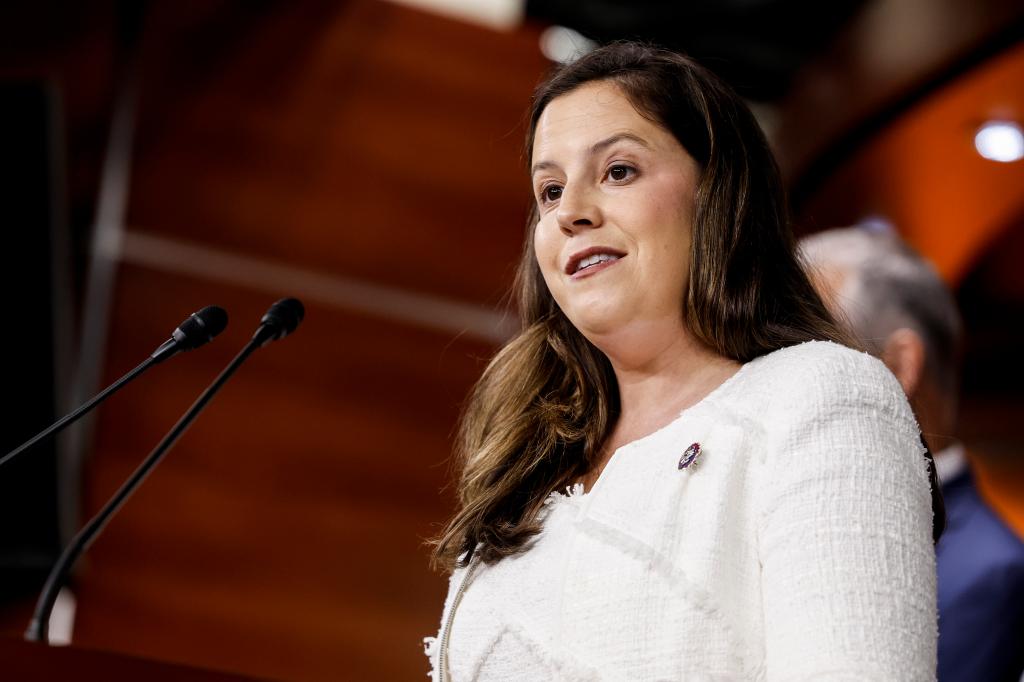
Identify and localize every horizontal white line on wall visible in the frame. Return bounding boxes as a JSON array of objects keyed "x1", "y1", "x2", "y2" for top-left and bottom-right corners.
[{"x1": 118, "y1": 230, "x2": 517, "y2": 343}]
